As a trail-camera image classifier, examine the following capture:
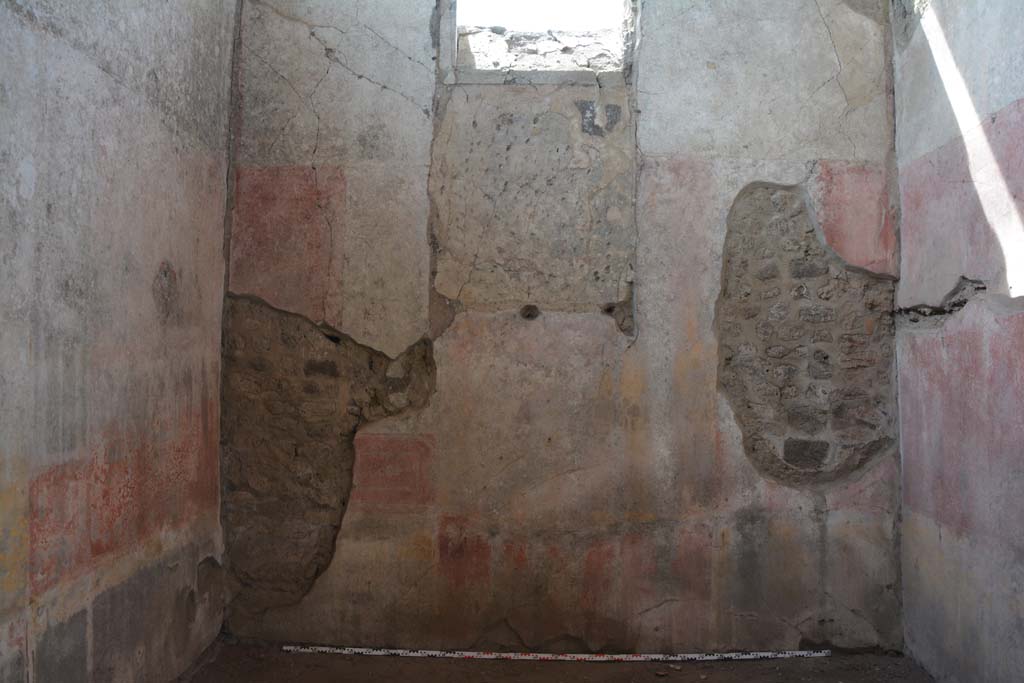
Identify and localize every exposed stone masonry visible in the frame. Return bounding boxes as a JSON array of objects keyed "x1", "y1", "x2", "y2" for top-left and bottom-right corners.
[
  {"x1": 221, "y1": 295, "x2": 435, "y2": 628},
  {"x1": 716, "y1": 184, "x2": 896, "y2": 487}
]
